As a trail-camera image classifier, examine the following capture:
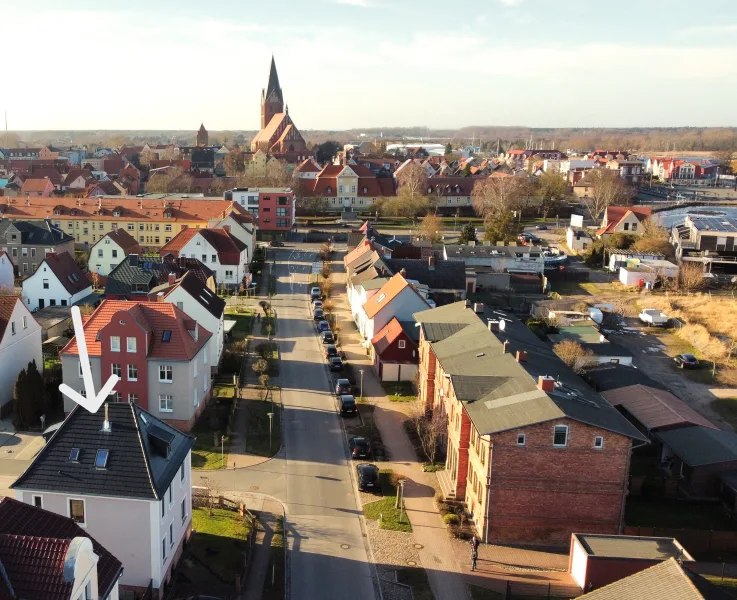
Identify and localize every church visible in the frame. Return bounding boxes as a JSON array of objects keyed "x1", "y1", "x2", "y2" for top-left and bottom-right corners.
[{"x1": 250, "y1": 57, "x2": 308, "y2": 153}]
